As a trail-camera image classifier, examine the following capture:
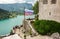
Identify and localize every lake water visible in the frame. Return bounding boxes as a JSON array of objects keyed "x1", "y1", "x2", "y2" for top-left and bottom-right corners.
[{"x1": 0, "y1": 15, "x2": 35, "y2": 36}]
